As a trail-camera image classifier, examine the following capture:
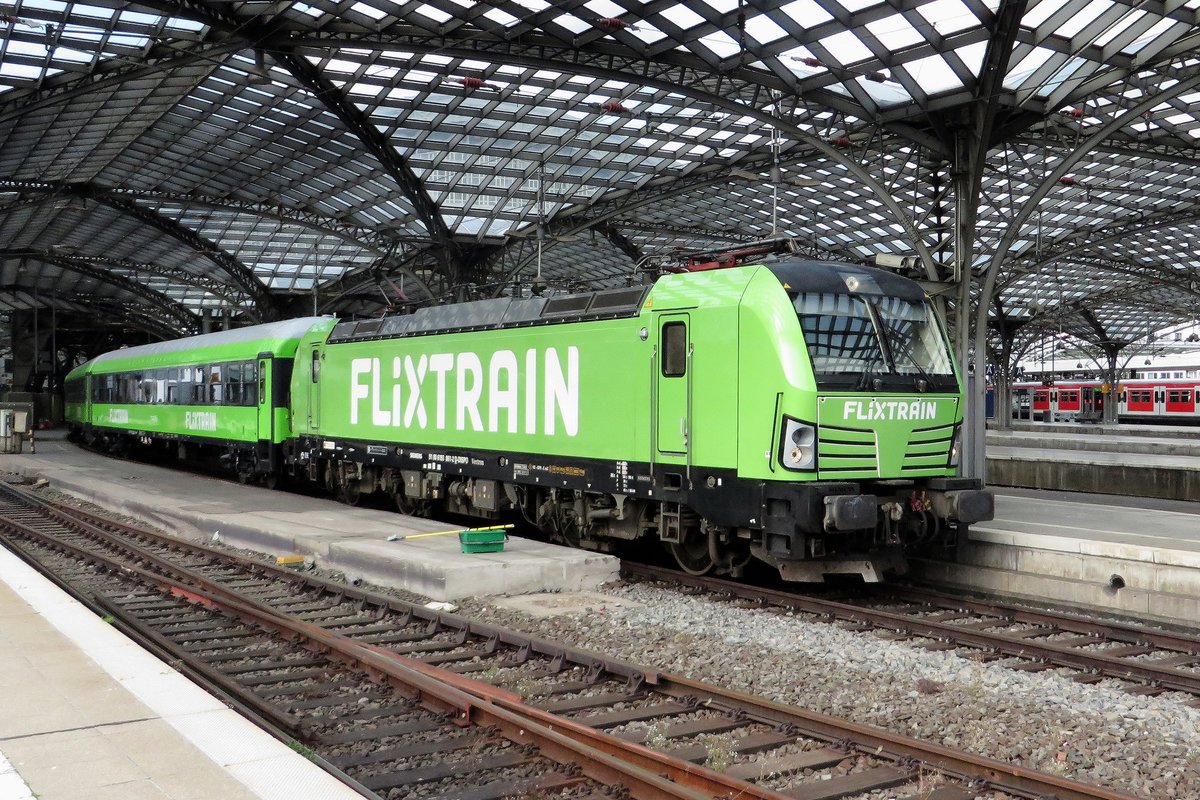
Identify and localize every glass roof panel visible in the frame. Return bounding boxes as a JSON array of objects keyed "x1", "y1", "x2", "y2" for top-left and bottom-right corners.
[
  {"x1": 780, "y1": 0, "x2": 834, "y2": 27},
  {"x1": 916, "y1": 0, "x2": 984, "y2": 37},
  {"x1": 865, "y1": 17, "x2": 926, "y2": 51},
  {"x1": 1, "y1": 0, "x2": 1199, "y2": 329}
]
